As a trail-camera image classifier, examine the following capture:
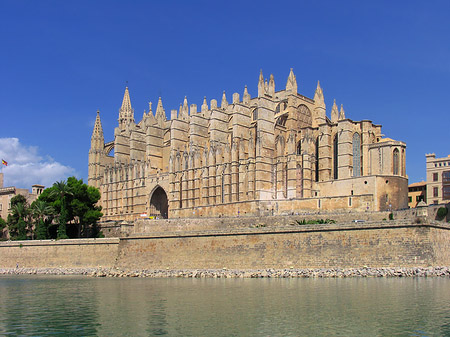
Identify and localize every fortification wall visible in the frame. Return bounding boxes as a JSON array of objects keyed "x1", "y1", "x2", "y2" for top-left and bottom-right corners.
[
  {"x1": 1, "y1": 223, "x2": 449, "y2": 271},
  {"x1": 0, "y1": 238, "x2": 119, "y2": 268},
  {"x1": 116, "y1": 223, "x2": 450, "y2": 270}
]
